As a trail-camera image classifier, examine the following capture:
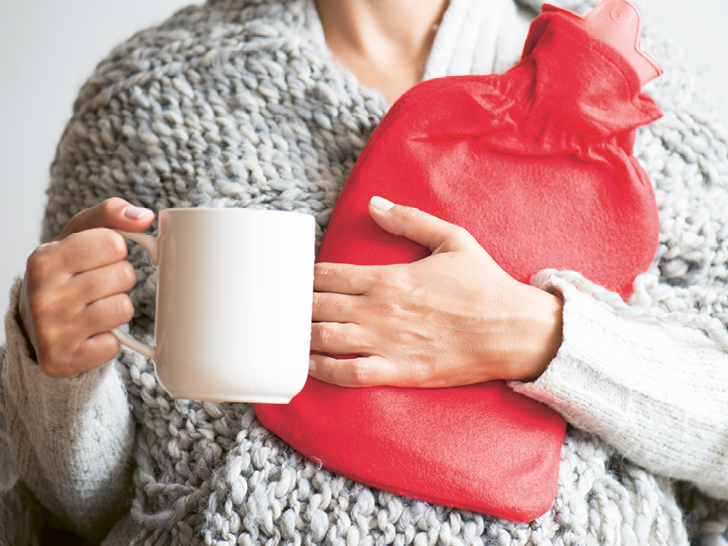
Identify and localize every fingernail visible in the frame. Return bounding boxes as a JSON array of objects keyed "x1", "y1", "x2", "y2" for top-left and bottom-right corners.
[
  {"x1": 309, "y1": 358, "x2": 317, "y2": 373},
  {"x1": 123, "y1": 206, "x2": 153, "y2": 220},
  {"x1": 370, "y1": 196, "x2": 395, "y2": 212}
]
